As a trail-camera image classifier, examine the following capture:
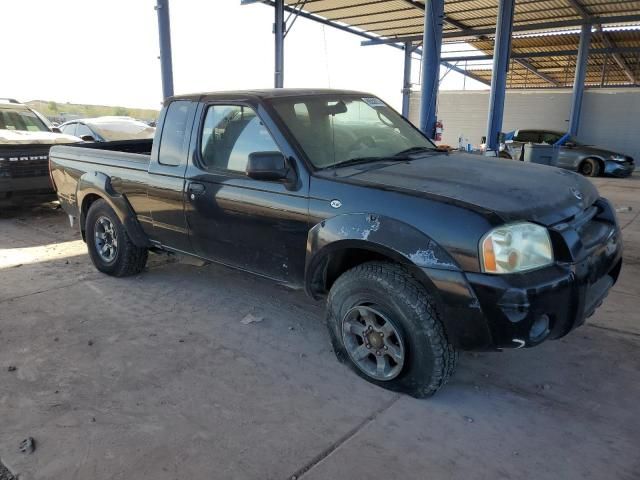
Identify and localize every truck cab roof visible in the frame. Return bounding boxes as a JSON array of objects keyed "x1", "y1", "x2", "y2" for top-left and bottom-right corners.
[{"x1": 167, "y1": 88, "x2": 374, "y2": 103}]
